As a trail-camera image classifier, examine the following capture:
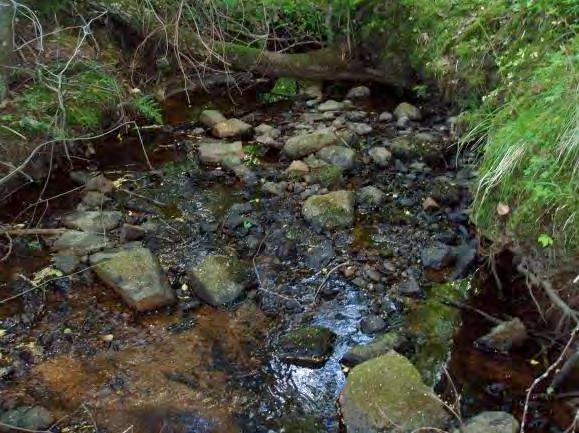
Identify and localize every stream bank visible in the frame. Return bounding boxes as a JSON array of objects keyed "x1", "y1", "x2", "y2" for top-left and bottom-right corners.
[{"x1": 0, "y1": 85, "x2": 574, "y2": 433}]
